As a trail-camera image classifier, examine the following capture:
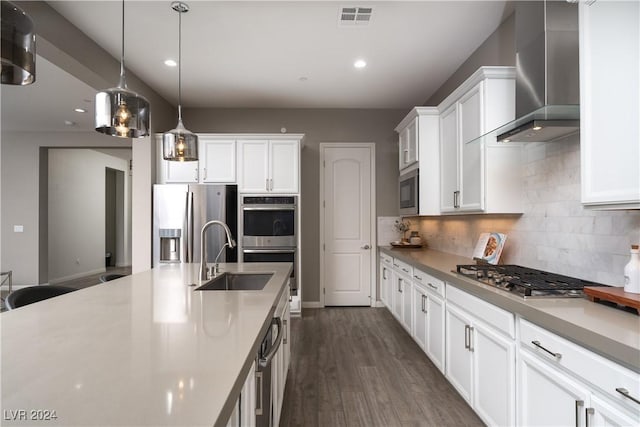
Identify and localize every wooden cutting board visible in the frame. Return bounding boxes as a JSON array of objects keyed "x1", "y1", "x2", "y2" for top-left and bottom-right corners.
[{"x1": 584, "y1": 286, "x2": 640, "y2": 312}]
